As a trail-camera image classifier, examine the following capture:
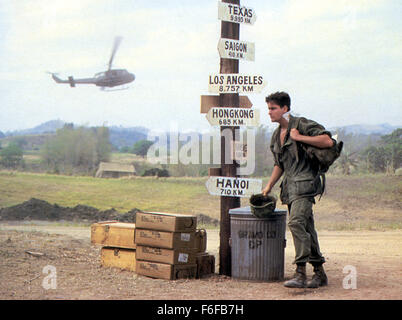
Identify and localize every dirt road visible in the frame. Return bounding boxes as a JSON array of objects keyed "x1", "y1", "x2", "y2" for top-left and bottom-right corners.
[{"x1": 1, "y1": 222, "x2": 401, "y2": 300}]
